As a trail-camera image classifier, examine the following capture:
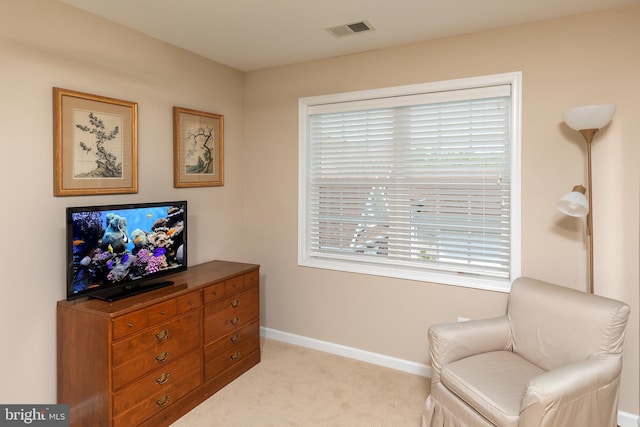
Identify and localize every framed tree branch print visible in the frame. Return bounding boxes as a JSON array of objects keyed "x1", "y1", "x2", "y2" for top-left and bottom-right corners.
[
  {"x1": 53, "y1": 87, "x2": 138, "y2": 196},
  {"x1": 173, "y1": 106, "x2": 224, "y2": 188}
]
